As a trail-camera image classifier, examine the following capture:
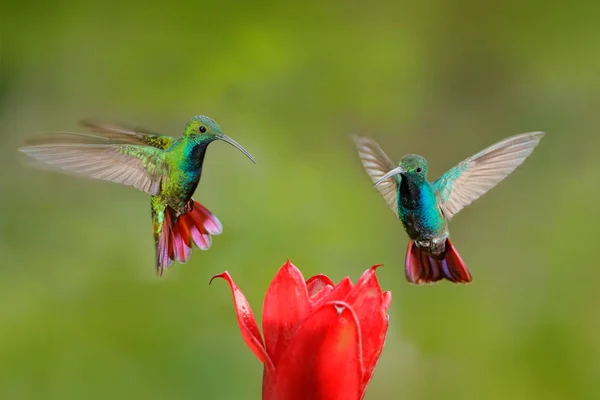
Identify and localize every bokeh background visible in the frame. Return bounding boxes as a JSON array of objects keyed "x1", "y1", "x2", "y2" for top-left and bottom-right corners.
[{"x1": 1, "y1": 1, "x2": 599, "y2": 399}]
